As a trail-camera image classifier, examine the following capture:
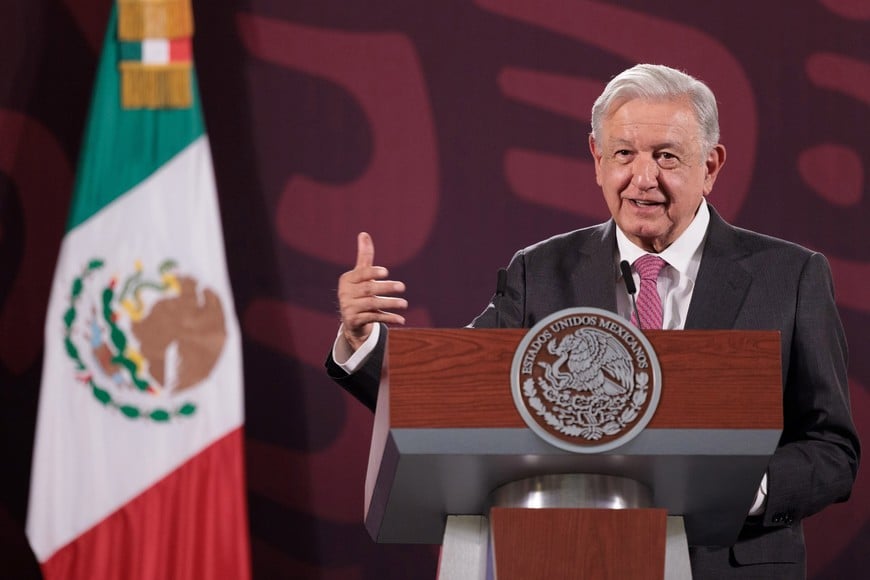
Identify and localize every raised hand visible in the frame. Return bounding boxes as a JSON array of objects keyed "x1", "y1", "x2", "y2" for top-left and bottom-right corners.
[{"x1": 338, "y1": 232, "x2": 408, "y2": 351}]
